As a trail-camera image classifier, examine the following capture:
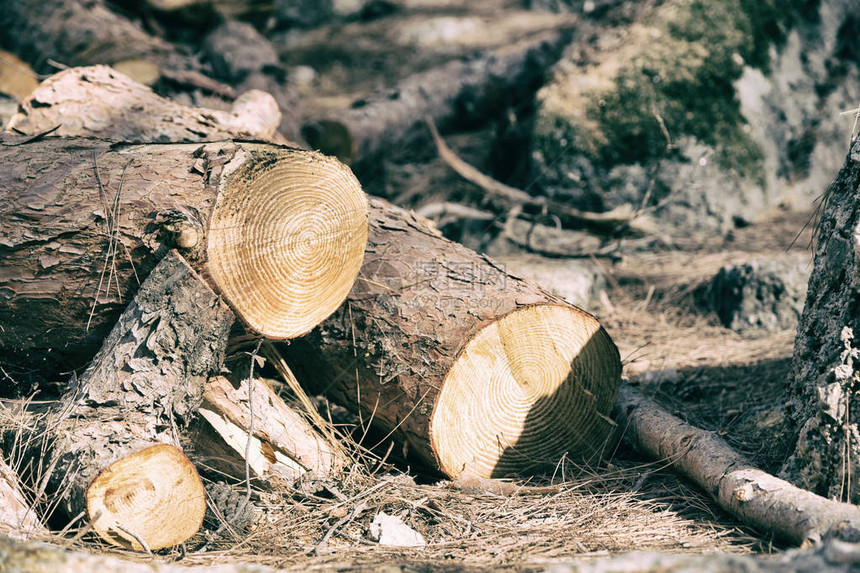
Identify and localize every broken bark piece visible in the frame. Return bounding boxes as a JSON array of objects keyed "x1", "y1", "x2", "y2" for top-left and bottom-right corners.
[
  {"x1": 0, "y1": 456, "x2": 45, "y2": 539},
  {"x1": 7, "y1": 66, "x2": 285, "y2": 143},
  {"x1": 615, "y1": 382, "x2": 860, "y2": 545},
  {"x1": 0, "y1": 136, "x2": 368, "y2": 383},
  {"x1": 285, "y1": 197, "x2": 621, "y2": 479},
  {"x1": 0, "y1": 50, "x2": 39, "y2": 101},
  {"x1": 15, "y1": 252, "x2": 231, "y2": 550},
  {"x1": 194, "y1": 371, "x2": 348, "y2": 483},
  {"x1": 301, "y1": 30, "x2": 570, "y2": 171}
]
